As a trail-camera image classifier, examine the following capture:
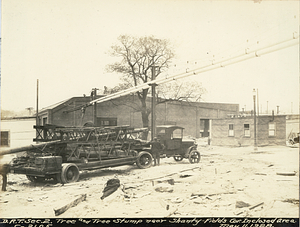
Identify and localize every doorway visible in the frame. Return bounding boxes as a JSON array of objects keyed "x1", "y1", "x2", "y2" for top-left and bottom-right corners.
[{"x1": 200, "y1": 119, "x2": 210, "y2": 137}]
